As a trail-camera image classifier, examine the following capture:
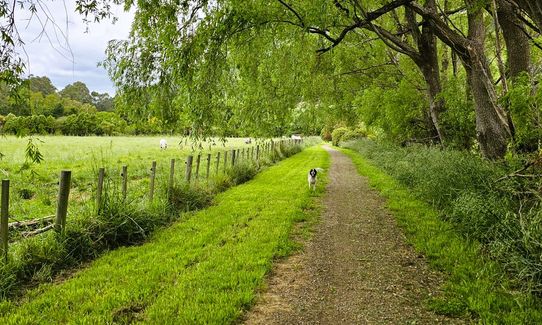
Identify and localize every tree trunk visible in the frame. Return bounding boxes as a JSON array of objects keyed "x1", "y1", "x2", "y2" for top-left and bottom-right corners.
[
  {"x1": 497, "y1": 0, "x2": 530, "y2": 79},
  {"x1": 419, "y1": 0, "x2": 444, "y2": 145},
  {"x1": 514, "y1": 0, "x2": 542, "y2": 32},
  {"x1": 465, "y1": 0, "x2": 511, "y2": 159}
]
